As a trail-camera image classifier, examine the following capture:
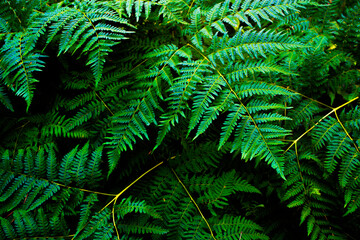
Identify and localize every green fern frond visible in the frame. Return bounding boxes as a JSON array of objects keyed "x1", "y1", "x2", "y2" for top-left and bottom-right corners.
[
  {"x1": 238, "y1": 81, "x2": 294, "y2": 98},
  {"x1": 312, "y1": 117, "x2": 340, "y2": 150},
  {"x1": 225, "y1": 60, "x2": 295, "y2": 82},
  {"x1": 188, "y1": 75, "x2": 226, "y2": 136},
  {"x1": 339, "y1": 148, "x2": 359, "y2": 188},
  {"x1": 74, "y1": 208, "x2": 112, "y2": 239},
  {"x1": 107, "y1": 88, "x2": 159, "y2": 152},
  {"x1": 212, "y1": 214, "x2": 269, "y2": 240},
  {"x1": 219, "y1": 103, "x2": 245, "y2": 149},
  {"x1": 76, "y1": 193, "x2": 98, "y2": 233},
  {"x1": 201, "y1": 170, "x2": 260, "y2": 212},
  {"x1": 237, "y1": 0, "x2": 301, "y2": 28},
  {"x1": 194, "y1": 89, "x2": 233, "y2": 138},
  {"x1": 237, "y1": 121, "x2": 288, "y2": 178},
  {"x1": 158, "y1": 0, "x2": 188, "y2": 25},
  {"x1": 287, "y1": 99, "x2": 322, "y2": 129},
  {"x1": 0, "y1": 86, "x2": 13, "y2": 111},
  {"x1": 66, "y1": 101, "x2": 105, "y2": 131},
  {"x1": 118, "y1": 221, "x2": 168, "y2": 235},
  {"x1": 40, "y1": 112, "x2": 89, "y2": 139},
  {"x1": 122, "y1": 0, "x2": 153, "y2": 21},
  {"x1": 208, "y1": 30, "x2": 304, "y2": 64},
  {"x1": 116, "y1": 196, "x2": 162, "y2": 219},
  {"x1": 156, "y1": 59, "x2": 209, "y2": 148},
  {"x1": 336, "y1": 1, "x2": 360, "y2": 49},
  {"x1": 0, "y1": 33, "x2": 46, "y2": 110},
  {"x1": 282, "y1": 148, "x2": 344, "y2": 240},
  {"x1": 29, "y1": 0, "x2": 134, "y2": 86}
]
